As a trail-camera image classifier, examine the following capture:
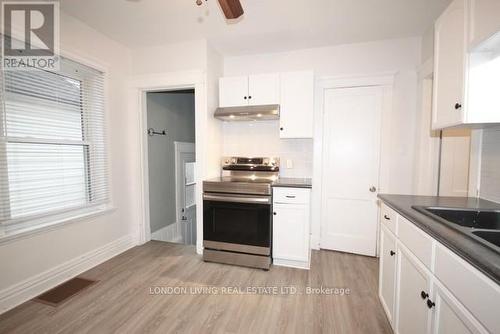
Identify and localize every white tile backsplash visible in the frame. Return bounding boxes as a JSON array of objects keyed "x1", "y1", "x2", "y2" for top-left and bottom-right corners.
[
  {"x1": 480, "y1": 126, "x2": 500, "y2": 203},
  {"x1": 222, "y1": 121, "x2": 313, "y2": 178}
]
